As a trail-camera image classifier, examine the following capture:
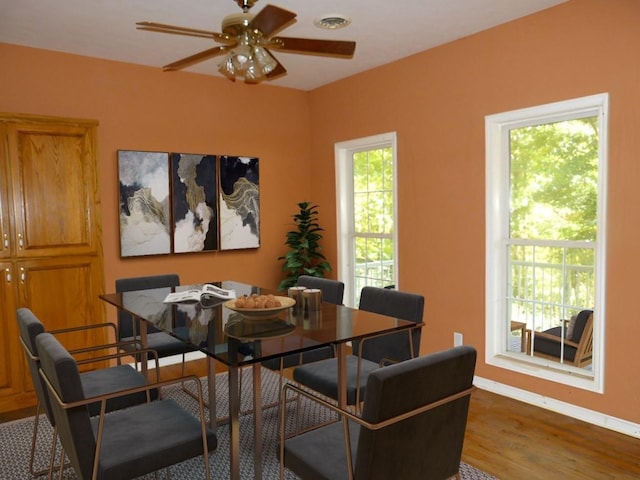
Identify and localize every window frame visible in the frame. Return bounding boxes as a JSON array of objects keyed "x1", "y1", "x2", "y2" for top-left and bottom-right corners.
[
  {"x1": 485, "y1": 94, "x2": 608, "y2": 392},
  {"x1": 335, "y1": 132, "x2": 398, "y2": 308}
]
